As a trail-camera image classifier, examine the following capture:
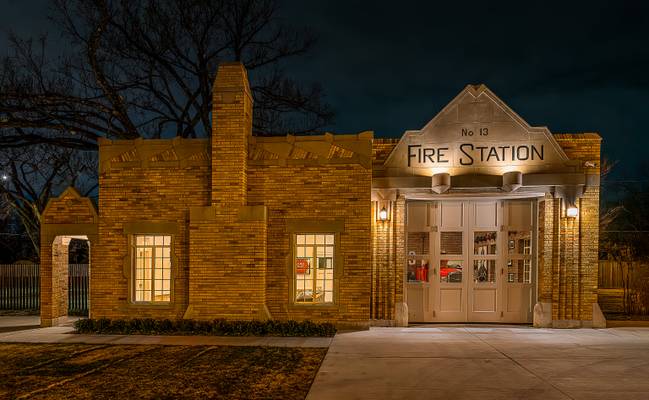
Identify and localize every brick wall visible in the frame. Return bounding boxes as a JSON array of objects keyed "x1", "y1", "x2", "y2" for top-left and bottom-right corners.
[
  {"x1": 94, "y1": 148, "x2": 210, "y2": 319},
  {"x1": 247, "y1": 161, "x2": 372, "y2": 324}
]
